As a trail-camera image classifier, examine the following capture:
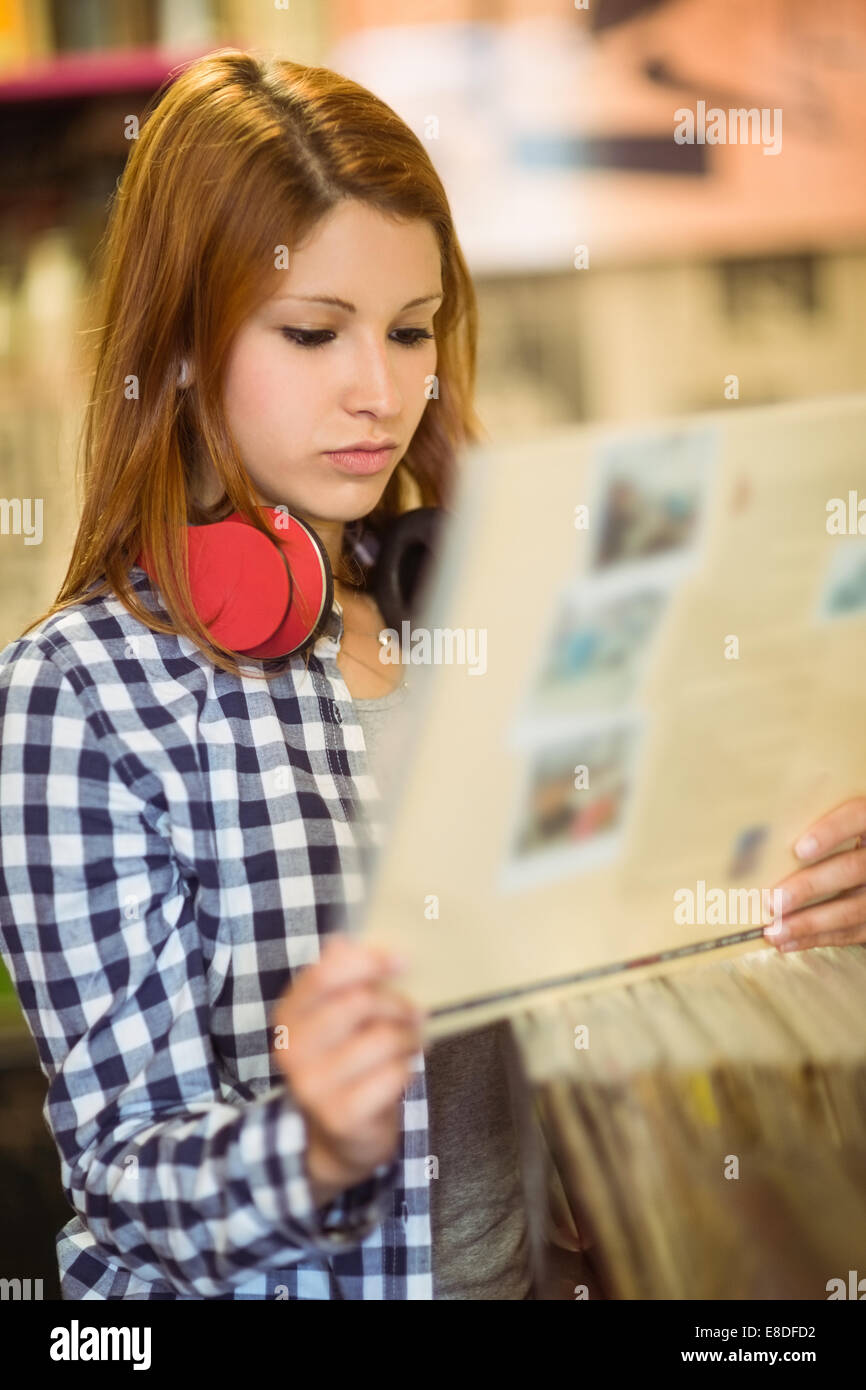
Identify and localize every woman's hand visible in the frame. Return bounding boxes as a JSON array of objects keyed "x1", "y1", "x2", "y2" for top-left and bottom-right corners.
[
  {"x1": 763, "y1": 797, "x2": 866, "y2": 952},
  {"x1": 270, "y1": 934, "x2": 426, "y2": 1206}
]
